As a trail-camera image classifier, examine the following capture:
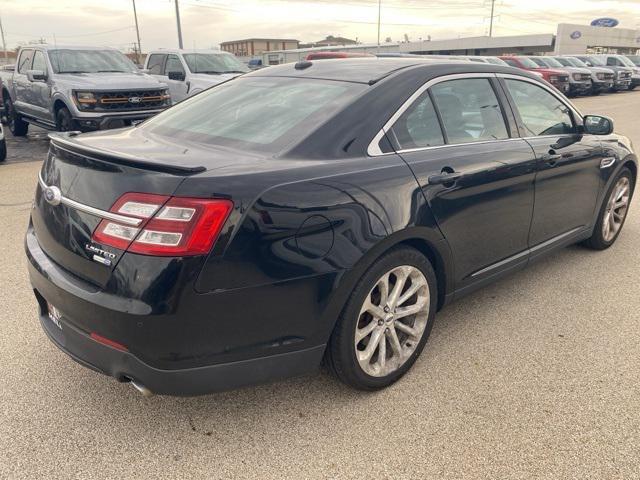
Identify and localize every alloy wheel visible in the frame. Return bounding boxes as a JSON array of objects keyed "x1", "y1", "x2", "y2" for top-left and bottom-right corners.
[
  {"x1": 354, "y1": 265, "x2": 430, "y2": 377},
  {"x1": 602, "y1": 176, "x2": 631, "y2": 242}
]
